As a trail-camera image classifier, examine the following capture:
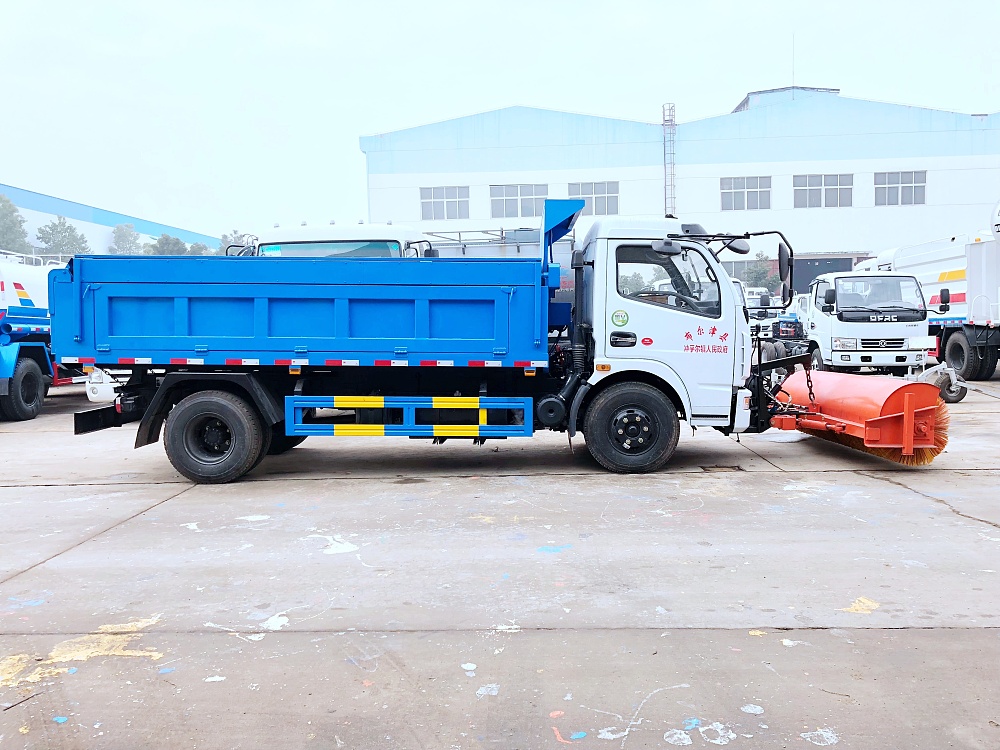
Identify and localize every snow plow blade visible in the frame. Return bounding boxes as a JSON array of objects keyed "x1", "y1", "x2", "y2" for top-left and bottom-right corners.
[{"x1": 771, "y1": 370, "x2": 948, "y2": 466}]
